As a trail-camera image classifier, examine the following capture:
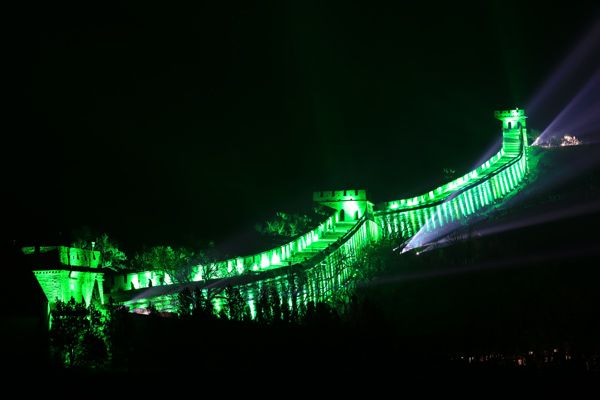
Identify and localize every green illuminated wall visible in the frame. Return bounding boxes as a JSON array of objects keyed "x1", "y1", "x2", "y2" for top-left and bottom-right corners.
[
  {"x1": 375, "y1": 155, "x2": 527, "y2": 241},
  {"x1": 312, "y1": 189, "x2": 372, "y2": 221},
  {"x1": 382, "y1": 109, "x2": 526, "y2": 212},
  {"x1": 31, "y1": 247, "x2": 105, "y2": 307},
  {"x1": 111, "y1": 209, "x2": 354, "y2": 293},
  {"x1": 375, "y1": 109, "x2": 528, "y2": 241},
  {"x1": 40, "y1": 110, "x2": 530, "y2": 315},
  {"x1": 24, "y1": 246, "x2": 101, "y2": 268}
]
